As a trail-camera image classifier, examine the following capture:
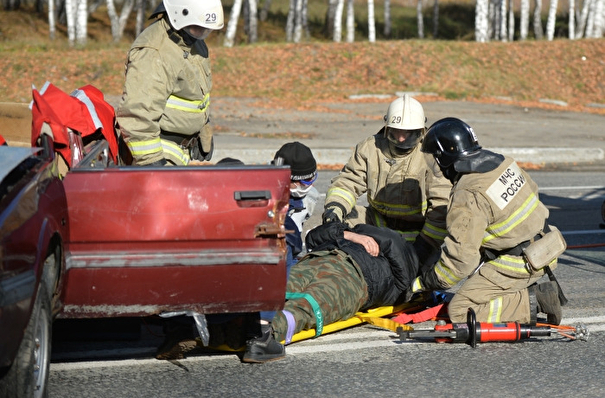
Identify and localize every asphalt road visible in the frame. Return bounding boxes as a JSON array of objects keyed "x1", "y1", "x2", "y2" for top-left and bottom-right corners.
[{"x1": 49, "y1": 170, "x2": 605, "y2": 398}]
